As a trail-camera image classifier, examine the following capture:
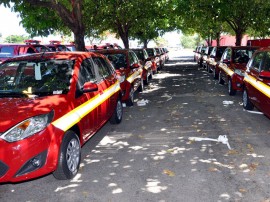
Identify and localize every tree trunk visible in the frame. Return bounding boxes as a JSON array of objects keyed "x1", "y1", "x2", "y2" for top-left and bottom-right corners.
[
  {"x1": 143, "y1": 40, "x2": 148, "y2": 48},
  {"x1": 216, "y1": 31, "x2": 221, "y2": 46},
  {"x1": 73, "y1": 30, "x2": 86, "y2": 51},
  {"x1": 117, "y1": 23, "x2": 129, "y2": 49},
  {"x1": 235, "y1": 30, "x2": 243, "y2": 46}
]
